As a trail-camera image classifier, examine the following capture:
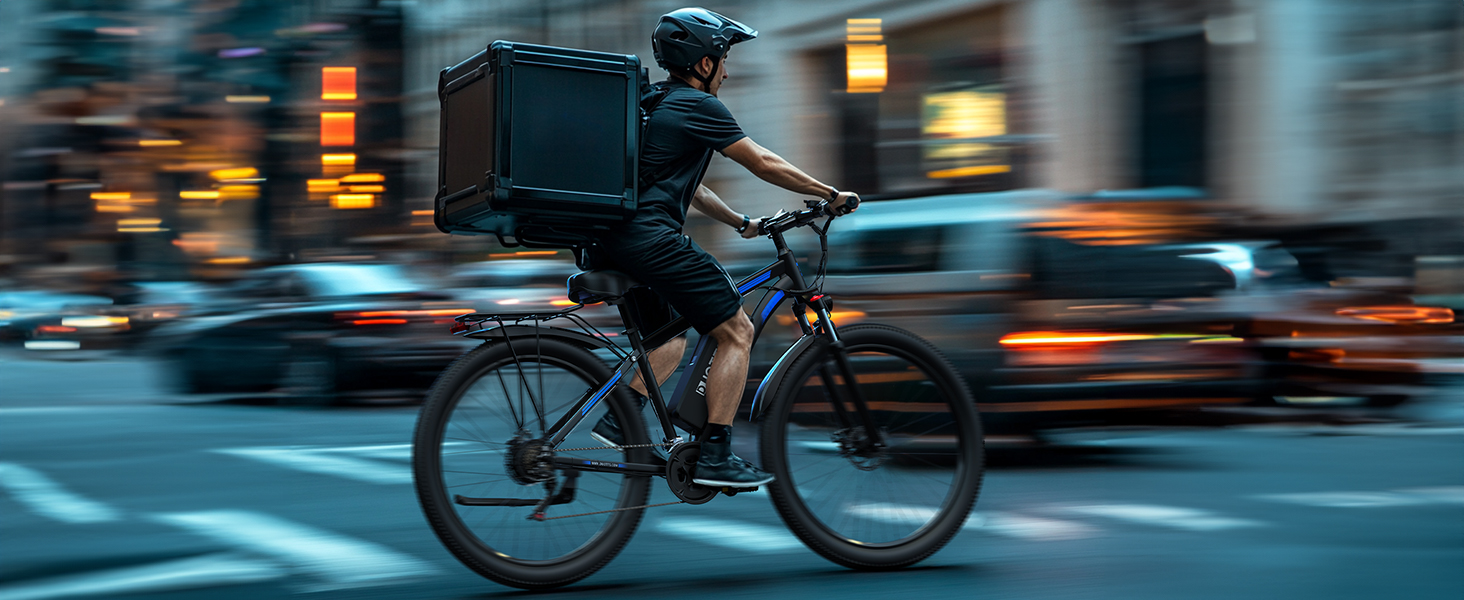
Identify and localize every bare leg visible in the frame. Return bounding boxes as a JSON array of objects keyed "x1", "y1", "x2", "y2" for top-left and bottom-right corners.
[
  {"x1": 704, "y1": 310, "x2": 754, "y2": 425},
  {"x1": 627, "y1": 336, "x2": 687, "y2": 396}
]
